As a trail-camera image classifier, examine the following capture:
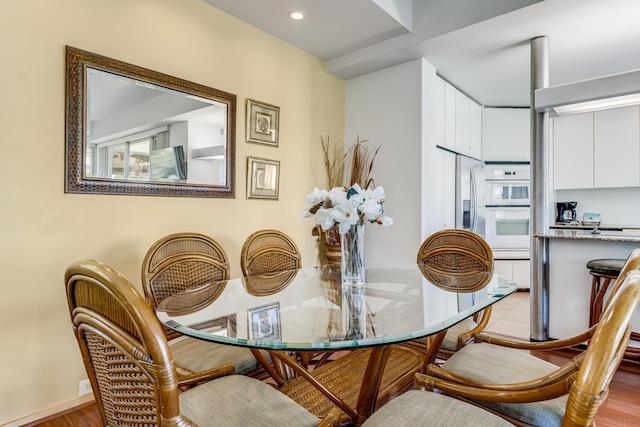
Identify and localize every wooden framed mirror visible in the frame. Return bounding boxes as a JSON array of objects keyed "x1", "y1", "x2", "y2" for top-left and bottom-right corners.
[{"x1": 65, "y1": 46, "x2": 236, "y2": 197}]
